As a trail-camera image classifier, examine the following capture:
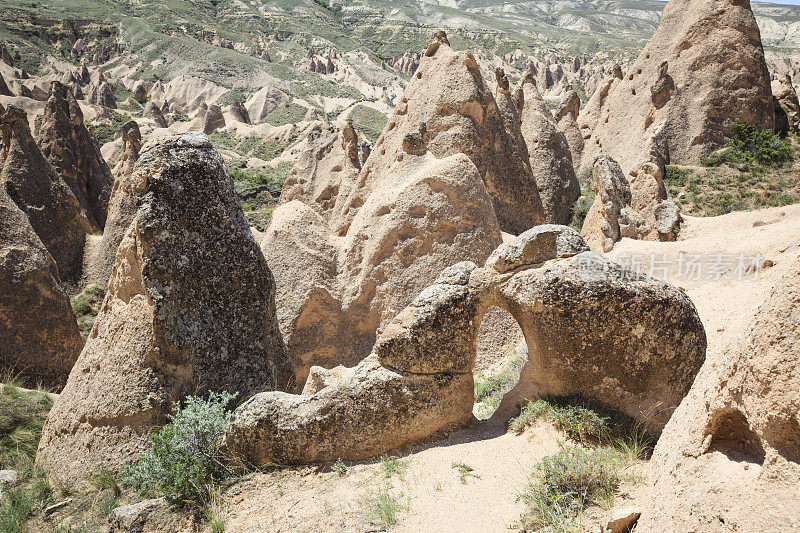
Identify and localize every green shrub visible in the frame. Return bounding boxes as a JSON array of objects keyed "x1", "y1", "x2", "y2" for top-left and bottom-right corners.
[
  {"x1": 120, "y1": 392, "x2": 236, "y2": 509},
  {"x1": 379, "y1": 455, "x2": 410, "y2": 480},
  {"x1": 568, "y1": 189, "x2": 595, "y2": 232},
  {"x1": 509, "y1": 398, "x2": 608, "y2": 443},
  {"x1": 473, "y1": 351, "x2": 526, "y2": 420},
  {"x1": 703, "y1": 122, "x2": 793, "y2": 168},
  {"x1": 664, "y1": 165, "x2": 689, "y2": 186},
  {"x1": 367, "y1": 488, "x2": 402, "y2": 527},
  {"x1": 518, "y1": 445, "x2": 626, "y2": 531}
]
